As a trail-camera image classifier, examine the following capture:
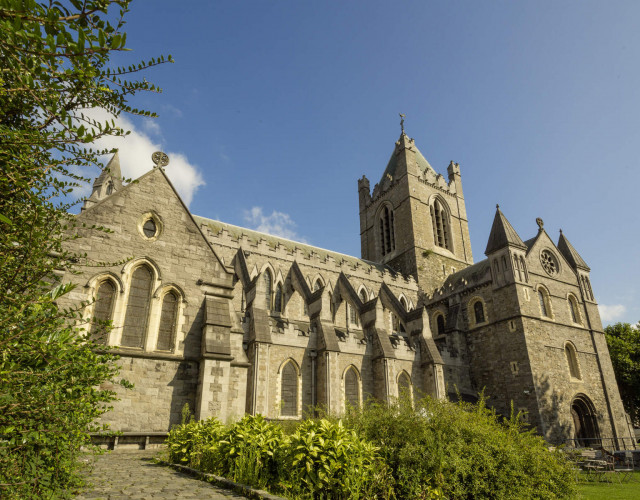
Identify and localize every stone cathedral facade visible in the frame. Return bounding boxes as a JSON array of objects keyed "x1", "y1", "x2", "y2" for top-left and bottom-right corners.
[{"x1": 59, "y1": 130, "x2": 636, "y2": 448}]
